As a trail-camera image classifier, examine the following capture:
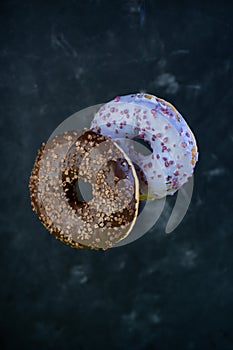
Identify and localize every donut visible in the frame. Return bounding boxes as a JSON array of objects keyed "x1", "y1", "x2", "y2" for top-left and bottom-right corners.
[
  {"x1": 29, "y1": 129, "x2": 139, "y2": 250},
  {"x1": 90, "y1": 93, "x2": 198, "y2": 199}
]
